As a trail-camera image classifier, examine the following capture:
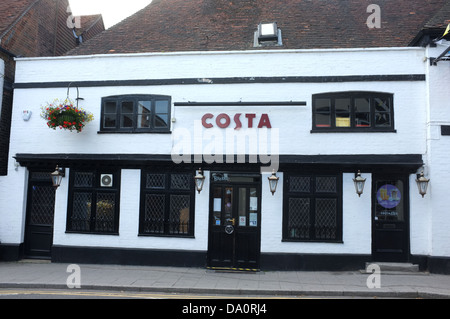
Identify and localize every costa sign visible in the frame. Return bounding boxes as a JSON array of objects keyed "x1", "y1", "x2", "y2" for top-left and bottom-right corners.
[{"x1": 202, "y1": 113, "x2": 272, "y2": 130}]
